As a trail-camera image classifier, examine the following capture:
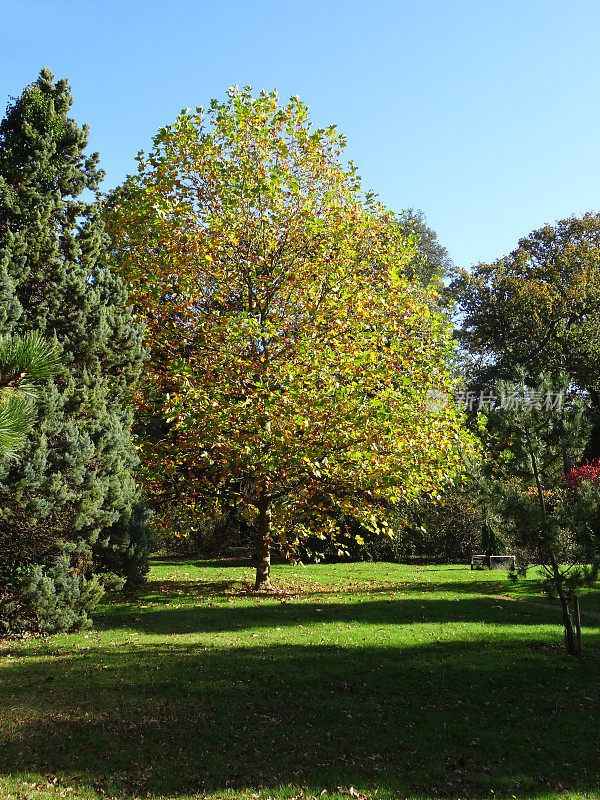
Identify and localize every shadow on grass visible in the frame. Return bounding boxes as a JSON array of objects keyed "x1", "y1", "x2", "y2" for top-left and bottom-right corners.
[
  {"x1": 1, "y1": 636, "x2": 600, "y2": 799},
  {"x1": 151, "y1": 556, "x2": 255, "y2": 569}
]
